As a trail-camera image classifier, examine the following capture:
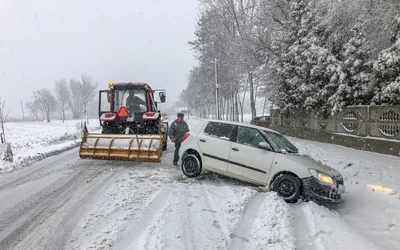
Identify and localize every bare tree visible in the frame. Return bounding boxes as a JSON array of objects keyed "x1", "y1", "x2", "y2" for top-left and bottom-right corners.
[
  {"x1": 69, "y1": 79, "x2": 82, "y2": 119},
  {"x1": 79, "y1": 74, "x2": 98, "y2": 124},
  {"x1": 0, "y1": 97, "x2": 11, "y2": 144},
  {"x1": 25, "y1": 100, "x2": 41, "y2": 121},
  {"x1": 54, "y1": 79, "x2": 70, "y2": 122},
  {"x1": 33, "y1": 89, "x2": 57, "y2": 122}
]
